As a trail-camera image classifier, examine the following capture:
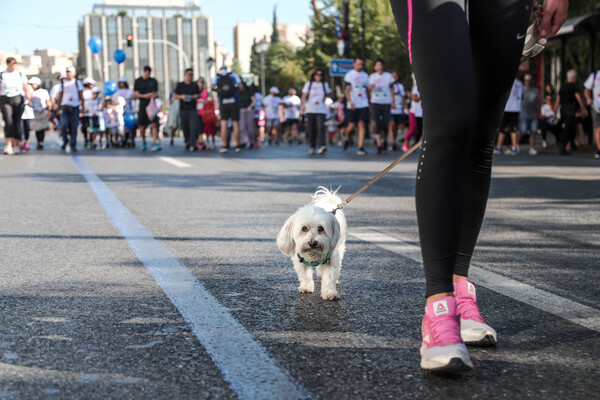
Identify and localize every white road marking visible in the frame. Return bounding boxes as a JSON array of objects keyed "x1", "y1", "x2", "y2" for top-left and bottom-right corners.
[
  {"x1": 352, "y1": 228, "x2": 600, "y2": 333},
  {"x1": 159, "y1": 156, "x2": 192, "y2": 168},
  {"x1": 71, "y1": 155, "x2": 309, "y2": 400}
]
